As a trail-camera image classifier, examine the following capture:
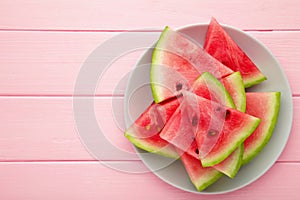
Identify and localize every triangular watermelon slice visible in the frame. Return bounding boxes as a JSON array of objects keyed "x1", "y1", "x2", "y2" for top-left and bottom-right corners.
[
  {"x1": 151, "y1": 26, "x2": 233, "y2": 103},
  {"x1": 160, "y1": 93, "x2": 261, "y2": 167},
  {"x1": 124, "y1": 98, "x2": 180, "y2": 158},
  {"x1": 192, "y1": 72, "x2": 235, "y2": 109},
  {"x1": 242, "y1": 92, "x2": 281, "y2": 164},
  {"x1": 192, "y1": 72, "x2": 245, "y2": 178},
  {"x1": 180, "y1": 151, "x2": 222, "y2": 191},
  {"x1": 211, "y1": 72, "x2": 246, "y2": 178},
  {"x1": 204, "y1": 17, "x2": 266, "y2": 87},
  {"x1": 222, "y1": 71, "x2": 246, "y2": 112}
]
